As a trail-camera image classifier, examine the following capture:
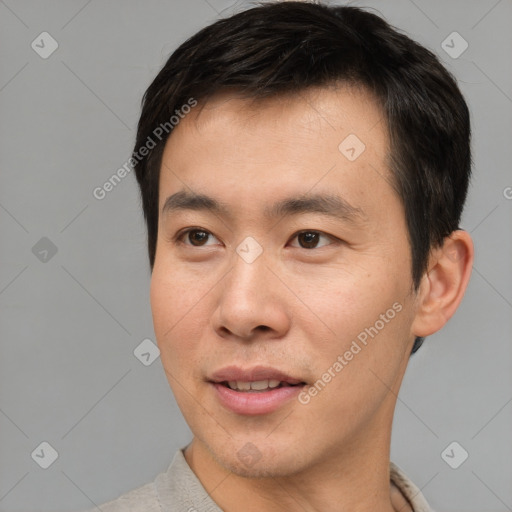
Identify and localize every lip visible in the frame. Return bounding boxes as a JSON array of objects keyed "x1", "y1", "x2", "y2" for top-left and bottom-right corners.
[
  {"x1": 210, "y1": 382, "x2": 305, "y2": 415},
  {"x1": 208, "y1": 365, "x2": 304, "y2": 385},
  {"x1": 208, "y1": 365, "x2": 306, "y2": 415}
]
